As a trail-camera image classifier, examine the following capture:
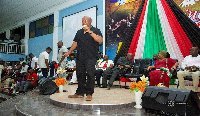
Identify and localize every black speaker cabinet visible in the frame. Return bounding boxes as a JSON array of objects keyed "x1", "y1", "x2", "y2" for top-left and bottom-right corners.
[
  {"x1": 39, "y1": 78, "x2": 58, "y2": 95},
  {"x1": 142, "y1": 86, "x2": 200, "y2": 116}
]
